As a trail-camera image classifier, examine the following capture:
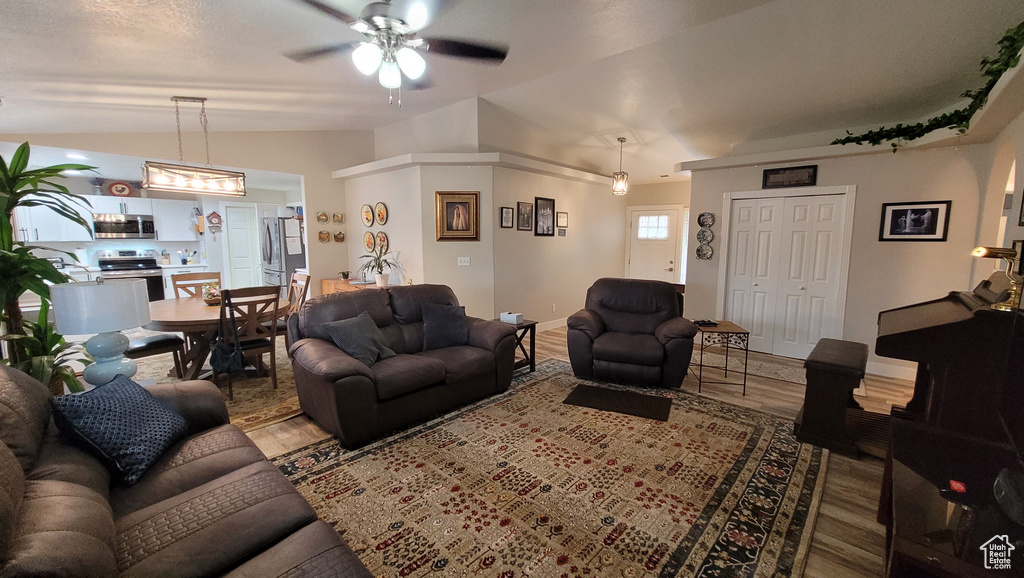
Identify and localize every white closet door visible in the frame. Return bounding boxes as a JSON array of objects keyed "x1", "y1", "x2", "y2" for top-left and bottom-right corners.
[
  {"x1": 725, "y1": 198, "x2": 784, "y2": 353},
  {"x1": 772, "y1": 196, "x2": 847, "y2": 359}
]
